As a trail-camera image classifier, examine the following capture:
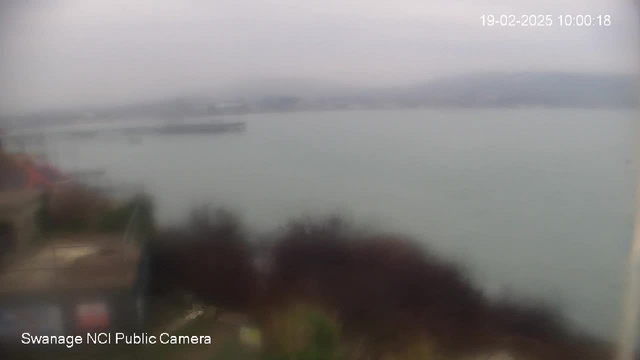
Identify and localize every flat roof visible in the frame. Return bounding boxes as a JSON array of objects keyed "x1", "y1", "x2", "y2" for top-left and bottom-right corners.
[
  {"x1": 0, "y1": 234, "x2": 141, "y2": 296},
  {"x1": 0, "y1": 190, "x2": 41, "y2": 212}
]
